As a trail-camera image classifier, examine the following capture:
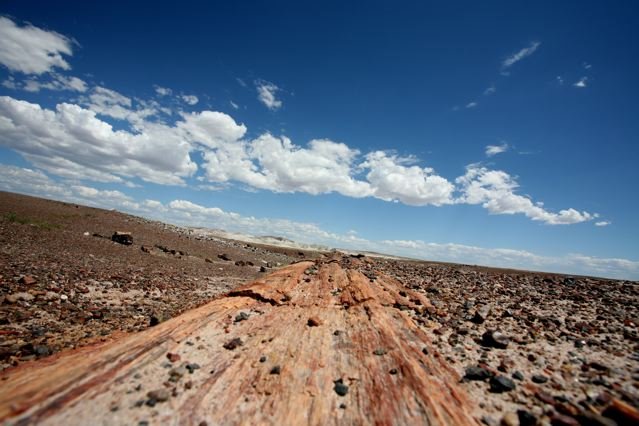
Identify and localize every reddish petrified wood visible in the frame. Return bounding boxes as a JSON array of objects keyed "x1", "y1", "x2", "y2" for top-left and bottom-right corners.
[{"x1": 0, "y1": 256, "x2": 479, "y2": 425}]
